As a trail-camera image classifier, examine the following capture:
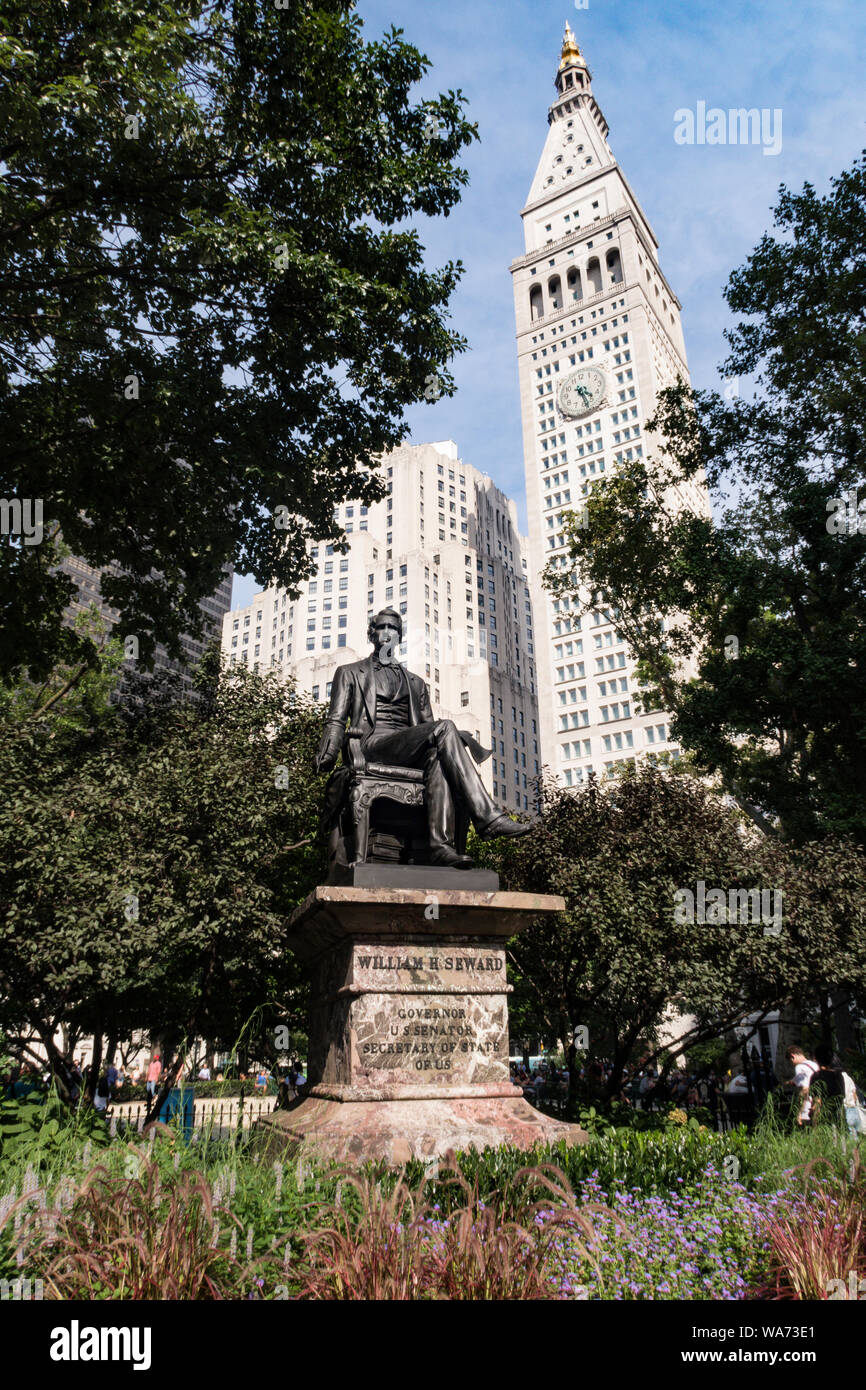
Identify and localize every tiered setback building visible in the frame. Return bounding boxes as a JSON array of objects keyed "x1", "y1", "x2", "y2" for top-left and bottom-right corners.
[
  {"x1": 61, "y1": 553, "x2": 233, "y2": 694},
  {"x1": 511, "y1": 25, "x2": 711, "y2": 786},
  {"x1": 222, "y1": 441, "x2": 541, "y2": 814}
]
